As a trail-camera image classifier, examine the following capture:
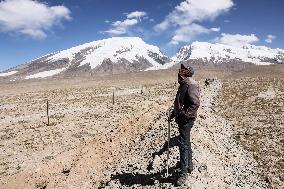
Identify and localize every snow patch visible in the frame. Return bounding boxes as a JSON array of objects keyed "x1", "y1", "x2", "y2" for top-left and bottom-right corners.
[
  {"x1": 25, "y1": 68, "x2": 66, "y2": 79},
  {"x1": 0, "y1": 71, "x2": 18, "y2": 77},
  {"x1": 145, "y1": 61, "x2": 178, "y2": 71}
]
